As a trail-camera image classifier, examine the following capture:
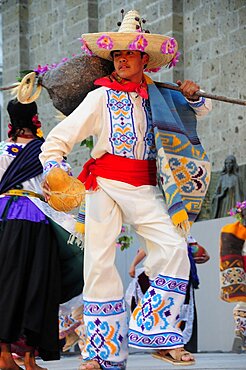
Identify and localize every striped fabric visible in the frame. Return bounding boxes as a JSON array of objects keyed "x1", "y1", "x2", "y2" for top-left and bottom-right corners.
[{"x1": 0, "y1": 139, "x2": 43, "y2": 194}]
